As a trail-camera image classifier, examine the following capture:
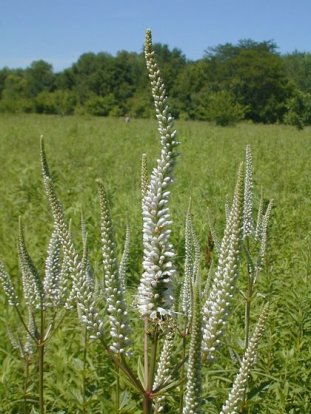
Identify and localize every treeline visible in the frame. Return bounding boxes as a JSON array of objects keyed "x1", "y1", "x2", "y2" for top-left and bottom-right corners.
[{"x1": 1, "y1": 40, "x2": 311, "y2": 127}]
